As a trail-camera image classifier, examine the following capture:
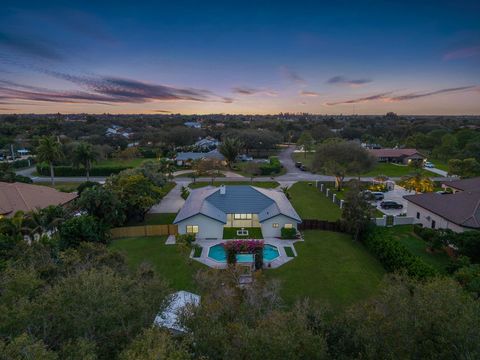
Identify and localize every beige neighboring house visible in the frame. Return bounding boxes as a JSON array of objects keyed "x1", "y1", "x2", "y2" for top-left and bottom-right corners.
[
  {"x1": 369, "y1": 148, "x2": 425, "y2": 165},
  {"x1": 0, "y1": 182, "x2": 77, "y2": 218},
  {"x1": 403, "y1": 177, "x2": 480, "y2": 233}
]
